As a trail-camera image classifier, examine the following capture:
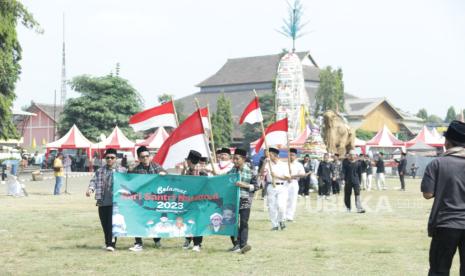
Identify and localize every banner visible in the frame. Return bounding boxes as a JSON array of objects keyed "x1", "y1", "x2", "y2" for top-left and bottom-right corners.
[{"x1": 112, "y1": 173, "x2": 240, "y2": 238}]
